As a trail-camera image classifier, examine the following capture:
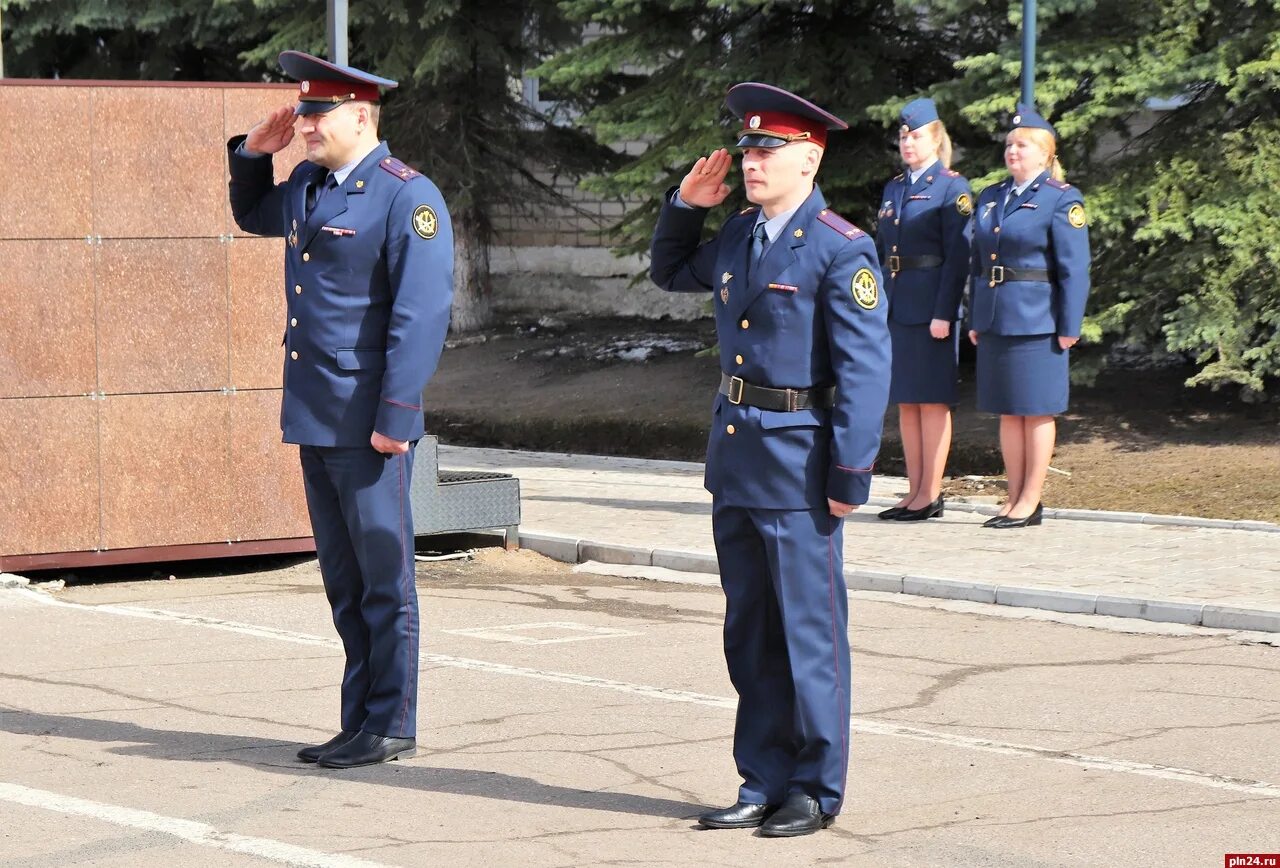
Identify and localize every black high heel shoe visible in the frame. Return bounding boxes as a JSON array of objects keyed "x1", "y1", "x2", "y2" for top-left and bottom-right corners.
[
  {"x1": 988, "y1": 502, "x2": 1043, "y2": 529},
  {"x1": 893, "y1": 496, "x2": 944, "y2": 522},
  {"x1": 878, "y1": 506, "x2": 907, "y2": 520}
]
